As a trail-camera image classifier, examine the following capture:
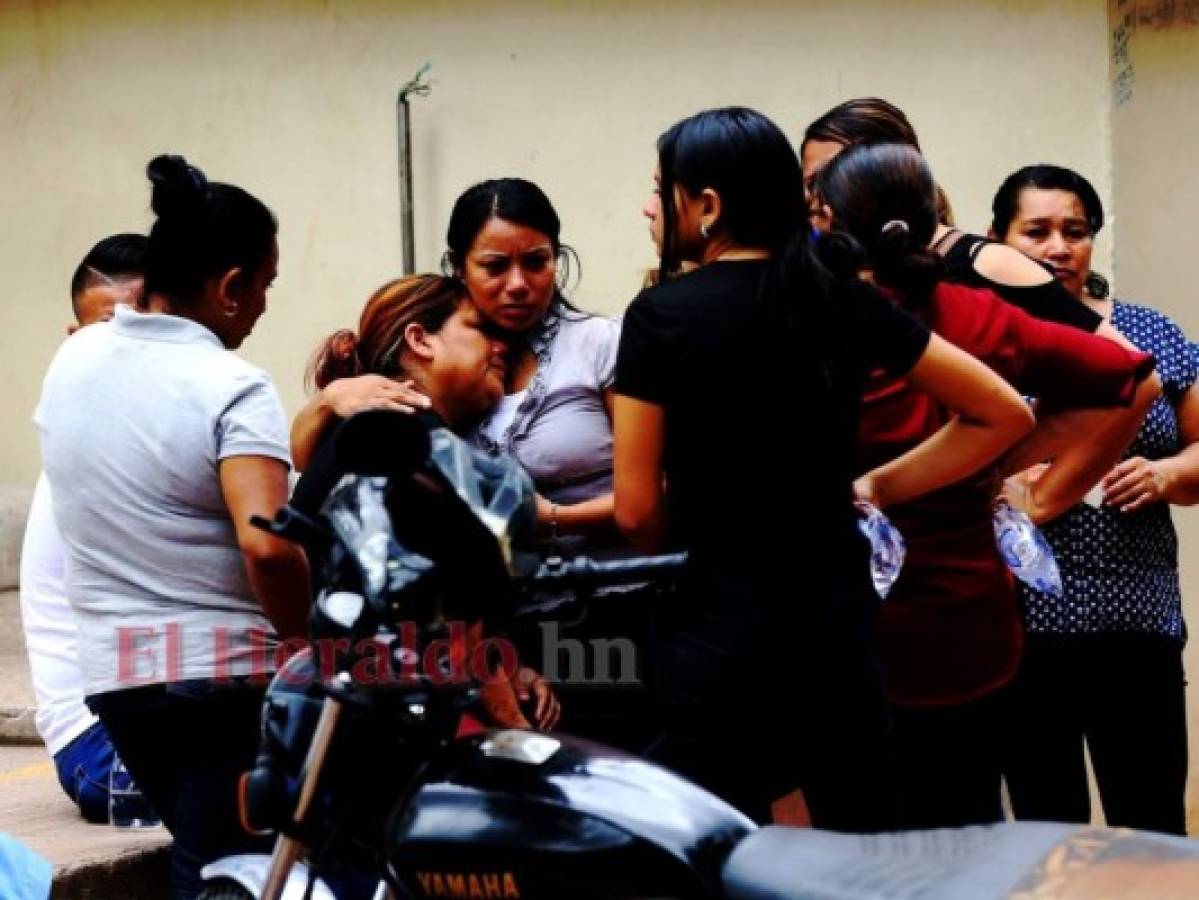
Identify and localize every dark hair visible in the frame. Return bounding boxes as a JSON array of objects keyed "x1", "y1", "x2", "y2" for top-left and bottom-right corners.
[
  {"x1": 803, "y1": 97, "x2": 922, "y2": 154},
  {"x1": 143, "y1": 154, "x2": 277, "y2": 306},
  {"x1": 991, "y1": 164, "x2": 1108, "y2": 298},
  {"x1": 441, "y1": 177, "x2": 580, "y2": 306},
  {"x1": 69, "y1": 232, "x2": 148, "y2": 311},
  {"x1": 656, "y1": 106, "x2": 808, "y2": 277},
  {"x1": 802, "y1": 97, "x2": 954, "y2": 227},
  {"x1": 991, "y1": 164, "x2": 1105, "y2": 236},
  {"x1": 815, "y1": 143, "x2": 944, "y2": 305},
  {"x1": 655, "y1": 106, "x2": 865, "y2": 352},
  {"x1": 307, "y1": 275, "x2": 467, "y2": 390}
]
